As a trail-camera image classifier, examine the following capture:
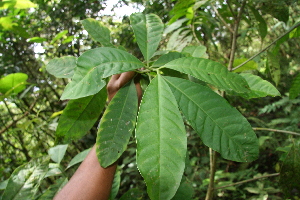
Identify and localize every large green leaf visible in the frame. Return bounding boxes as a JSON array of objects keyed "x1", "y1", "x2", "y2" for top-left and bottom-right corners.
[
  {"x1": 56, "y1": 88, "x2": 107, "y2": 143},
  {"x1": 0, "y1": 73, "x2": 28, "y2": 95},
  {"x1": 164, "y1": 76, "x2": 258, "y2": 162},
  {"x1": 267, "y1": 51, "x2": 281, "y2": 86},
  {"x1": 235, "y1": 73, "x2": 281, "y2": 99},
  {"x1": 279, "y1": 140, "x2": 300, "y2": 198},
  {"x1": 289, "y1": 73, "x2": 300, "y2": 99},
  {"x1": 46, "y1": 56, "x2": 77, "y2": 78},
  {"x1": 163, "y1": 57, "x2": 250, "y2": 93},
  {"x1": 96, "y1": 80, "x2": 138, "y2": 168},
  {"x1": 61, "y1": 47, "x2": 144, "y2": 100},
  {"x1": 136, "y1": 74, "x2": 187, "y2": 200},
  {"x1": 2, "y1": 157, "x2": 49, "y2": 200},
  {"x1": 81, "y1": 18, "x2": 114, "y2": 47},
  {"x1": 130, "y1": 13, "x2": 164, "y2": 62}
]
